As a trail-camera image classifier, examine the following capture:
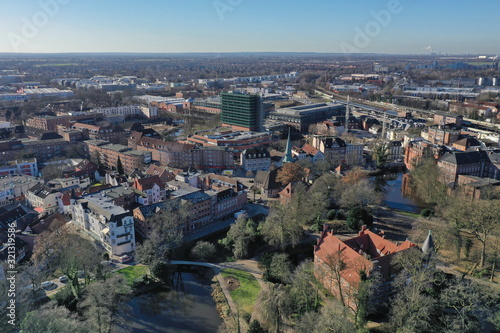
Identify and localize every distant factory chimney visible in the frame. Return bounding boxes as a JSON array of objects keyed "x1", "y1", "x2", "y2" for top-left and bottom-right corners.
[{"x1": 345, "y1": 95, "x2": 350, "y2": 134}]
